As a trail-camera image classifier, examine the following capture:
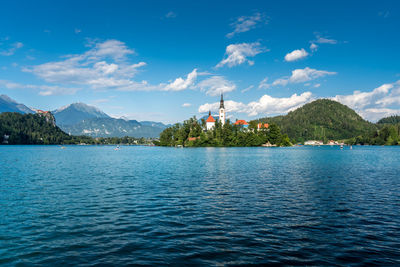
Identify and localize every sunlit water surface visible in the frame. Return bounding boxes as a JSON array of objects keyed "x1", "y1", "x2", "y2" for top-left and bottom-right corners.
[{"x1": 1, "y1": 146, "x2": 400, "y2": 265}]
